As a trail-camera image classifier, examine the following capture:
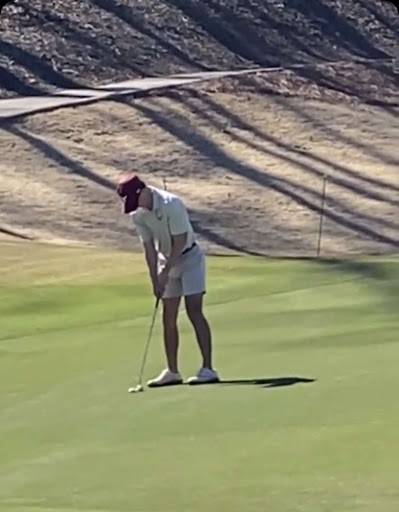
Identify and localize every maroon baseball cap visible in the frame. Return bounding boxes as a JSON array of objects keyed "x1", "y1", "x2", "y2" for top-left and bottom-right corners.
[{"x1": 117, "y1": 173, "x2": 146, "y2": 213}]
